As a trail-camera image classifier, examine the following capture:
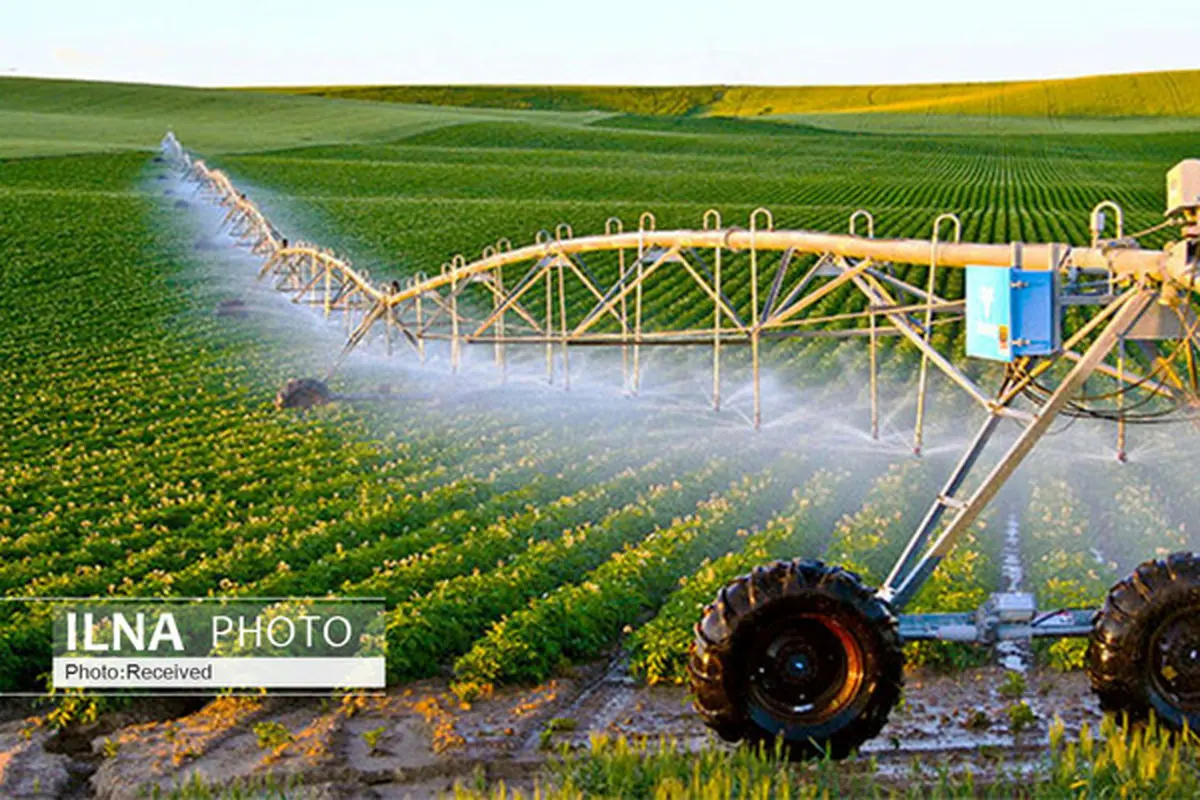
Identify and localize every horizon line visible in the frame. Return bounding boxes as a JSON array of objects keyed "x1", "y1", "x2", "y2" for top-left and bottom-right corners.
[{"x1": 3, "y1": 65, "x2": 1198, "y2": 92}]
